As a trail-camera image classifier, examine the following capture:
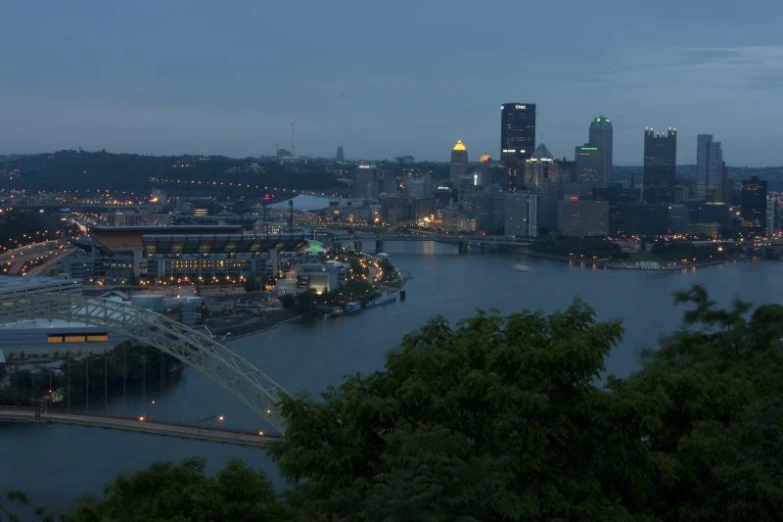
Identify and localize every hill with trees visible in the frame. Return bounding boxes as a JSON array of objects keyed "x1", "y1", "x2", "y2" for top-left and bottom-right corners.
[
  {"x1": 3, "y1": 285, "x2": 783, "y2": 521},
  {"x1": 0, "y1": 150, "x2": 343, "y2": 194}
]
